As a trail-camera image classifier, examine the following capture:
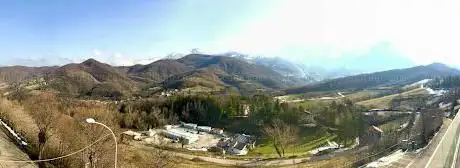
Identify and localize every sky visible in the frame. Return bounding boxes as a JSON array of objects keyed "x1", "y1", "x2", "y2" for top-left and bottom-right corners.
[{"x1": 1, "y1": 0, "x2": 460, "y2": 68}]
